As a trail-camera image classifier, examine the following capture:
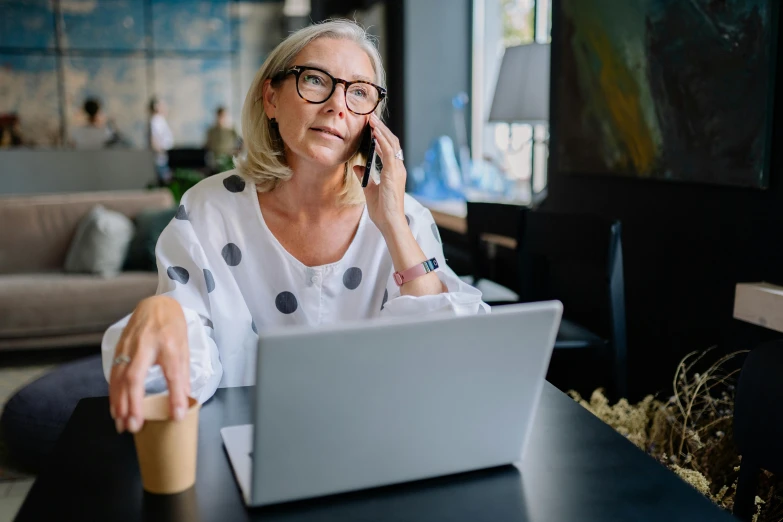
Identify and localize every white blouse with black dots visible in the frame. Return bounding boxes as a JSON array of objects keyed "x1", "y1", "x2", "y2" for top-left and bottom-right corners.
[{"x1": 101, "y1": 170, "x2": 490, "y2": 403}]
